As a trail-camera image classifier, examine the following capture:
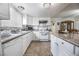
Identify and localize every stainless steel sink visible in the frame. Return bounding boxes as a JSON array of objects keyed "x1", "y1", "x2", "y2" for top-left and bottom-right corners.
[
  {"x1": 0, "y1": 30, "x2": 11, "y2": 39},
  {"x1": 0, "y1": 34, "x2": 11, "y2": 39},
  {"x1": 10, "y1": 29, "x2": 20, "y2": 34}
]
